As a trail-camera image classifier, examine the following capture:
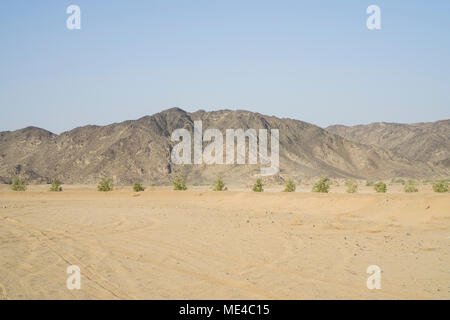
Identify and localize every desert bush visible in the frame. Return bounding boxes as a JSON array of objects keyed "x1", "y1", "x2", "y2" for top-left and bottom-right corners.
[
  {"x1": 432, "y1": 180, "x2": 449, "y2": 193},
  {"x1": 312, "y1": 177, "x2": 330, "y2": 193},
  {"x1": 345, "y1": 180, "x2": 358, "y2": 193},
  {"x1": 7, "y1": 178, "x2": 12, "y2": 185},
  {"x1": 97, "y1": 178, "x2": 113, "y2": 192},
  {"x1": 49, "y1": 179, "x2": 62, "y2": 192},
  {"x1": 312, "y1": 178, "x2": 330, "y2": 193},
  {"x1": 252, "y1": 179, "x2": 263, "y2": 192},
  {"x1": 283, "y1": 178, "x2": 296, "y2": 192},
  {"x1": 366, "y1": 180, "x2": 375, "y2": 186},
  {"x1": 374, "y1": 181, "x2": 387, "y2": 193},
  {"x1": 403, "y1": 179, "x2": 418, "y2": 193},
  {"x1": 173, "y1": 175, "x2": 187, "y2": 190},
  {"x1": 212, "y1": 176, "x2": 227, "y2": 191},
  {"x1": 133, "y1": 182, "x2": 145, "y2": 192},
  {"x1": 11, "y1": 178, "x2": 26, "y2": 191}
]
